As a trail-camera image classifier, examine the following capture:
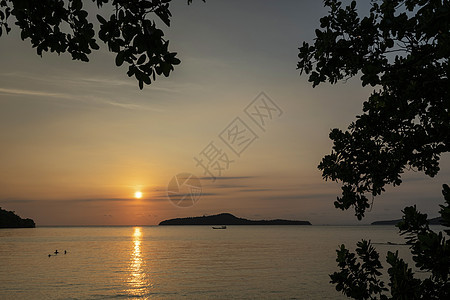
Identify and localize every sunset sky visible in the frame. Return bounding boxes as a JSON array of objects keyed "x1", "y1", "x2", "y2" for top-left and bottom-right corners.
[{"x1": 0, "y1": 0, "x2": 448, "y2": 226}]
